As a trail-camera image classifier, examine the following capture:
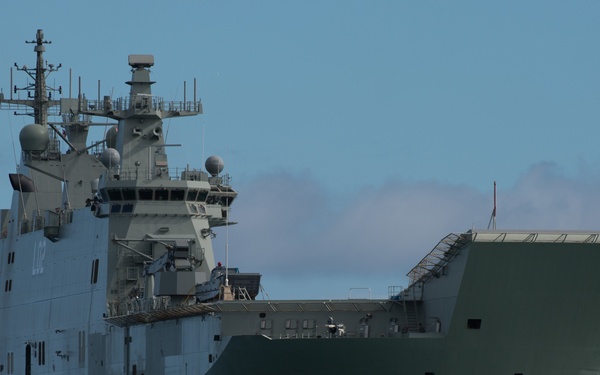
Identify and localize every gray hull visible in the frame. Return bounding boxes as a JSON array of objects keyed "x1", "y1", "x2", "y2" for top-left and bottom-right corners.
[{"x1": 204, "y1": 238, "x2": 600, "y2": 375}]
